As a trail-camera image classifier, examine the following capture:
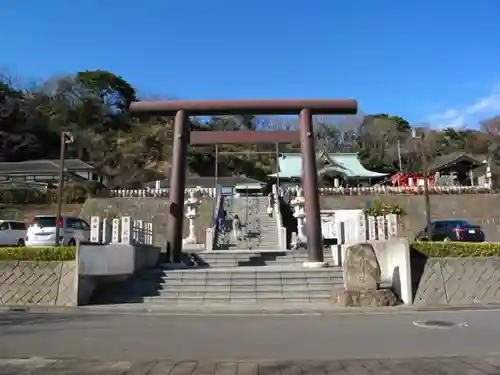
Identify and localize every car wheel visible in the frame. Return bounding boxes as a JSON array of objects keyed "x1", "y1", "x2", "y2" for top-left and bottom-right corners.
[
  {"x1": 68, "y1": 238, "x2": 76, "y2": 246},
  {"x1": 17, "y1": 239, "x2": 25, "y2": 247}
]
